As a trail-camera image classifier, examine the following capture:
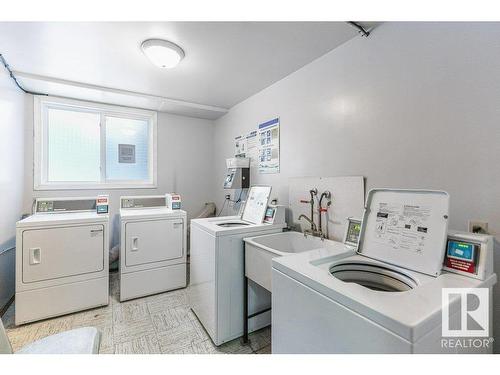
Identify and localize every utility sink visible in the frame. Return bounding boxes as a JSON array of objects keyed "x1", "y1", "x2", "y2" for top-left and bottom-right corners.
[{"x1": 244, "y1": 231, "x2": 330, "y2": 291}]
